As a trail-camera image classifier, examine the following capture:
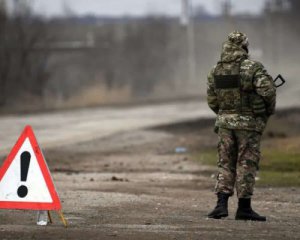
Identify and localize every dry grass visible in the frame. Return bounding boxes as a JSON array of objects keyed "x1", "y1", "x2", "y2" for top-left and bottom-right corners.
[{"x1": 46, "y1": 84, "x2": 132, "y2": 109}]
